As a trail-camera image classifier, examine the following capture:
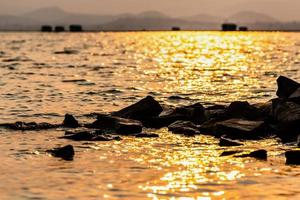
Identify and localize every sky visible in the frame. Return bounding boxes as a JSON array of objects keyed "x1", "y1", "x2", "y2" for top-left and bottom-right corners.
[{"x1": 0, "y1": 0, "x2": 299, "y2": 21}]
